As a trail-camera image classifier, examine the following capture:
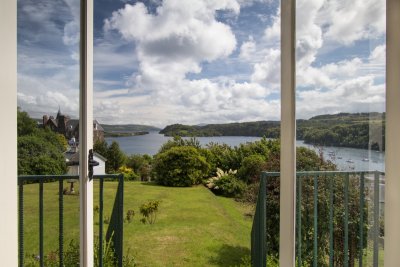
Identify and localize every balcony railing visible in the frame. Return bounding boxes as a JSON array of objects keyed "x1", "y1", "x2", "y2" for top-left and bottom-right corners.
[
  {"x1": 251, "y1": 171, "x2": 385, "y2": 267},
  {"x1": 18, "y1": 174, "x2": 124, "y2": 267}
]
